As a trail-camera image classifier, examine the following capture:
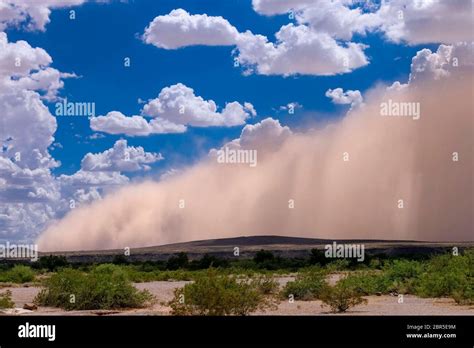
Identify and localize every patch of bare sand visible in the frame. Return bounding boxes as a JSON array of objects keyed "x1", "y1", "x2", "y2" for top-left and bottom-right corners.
[{"x1": 256, "y1": 295, "x2": 474, "y2": 315}]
